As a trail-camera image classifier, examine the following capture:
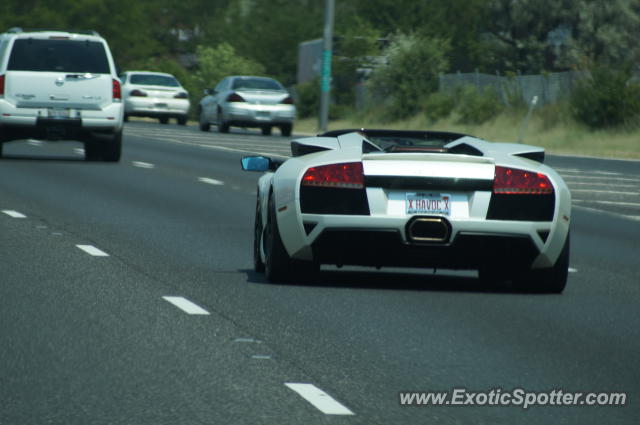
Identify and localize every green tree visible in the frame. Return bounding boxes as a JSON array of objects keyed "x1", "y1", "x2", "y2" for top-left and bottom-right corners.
[
  {"x1": 194, "y1": 43, "x2": 266, "y2": 90},
  {"x1": 368, "y1": 33, "x2": 450, "y2": 119}
]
